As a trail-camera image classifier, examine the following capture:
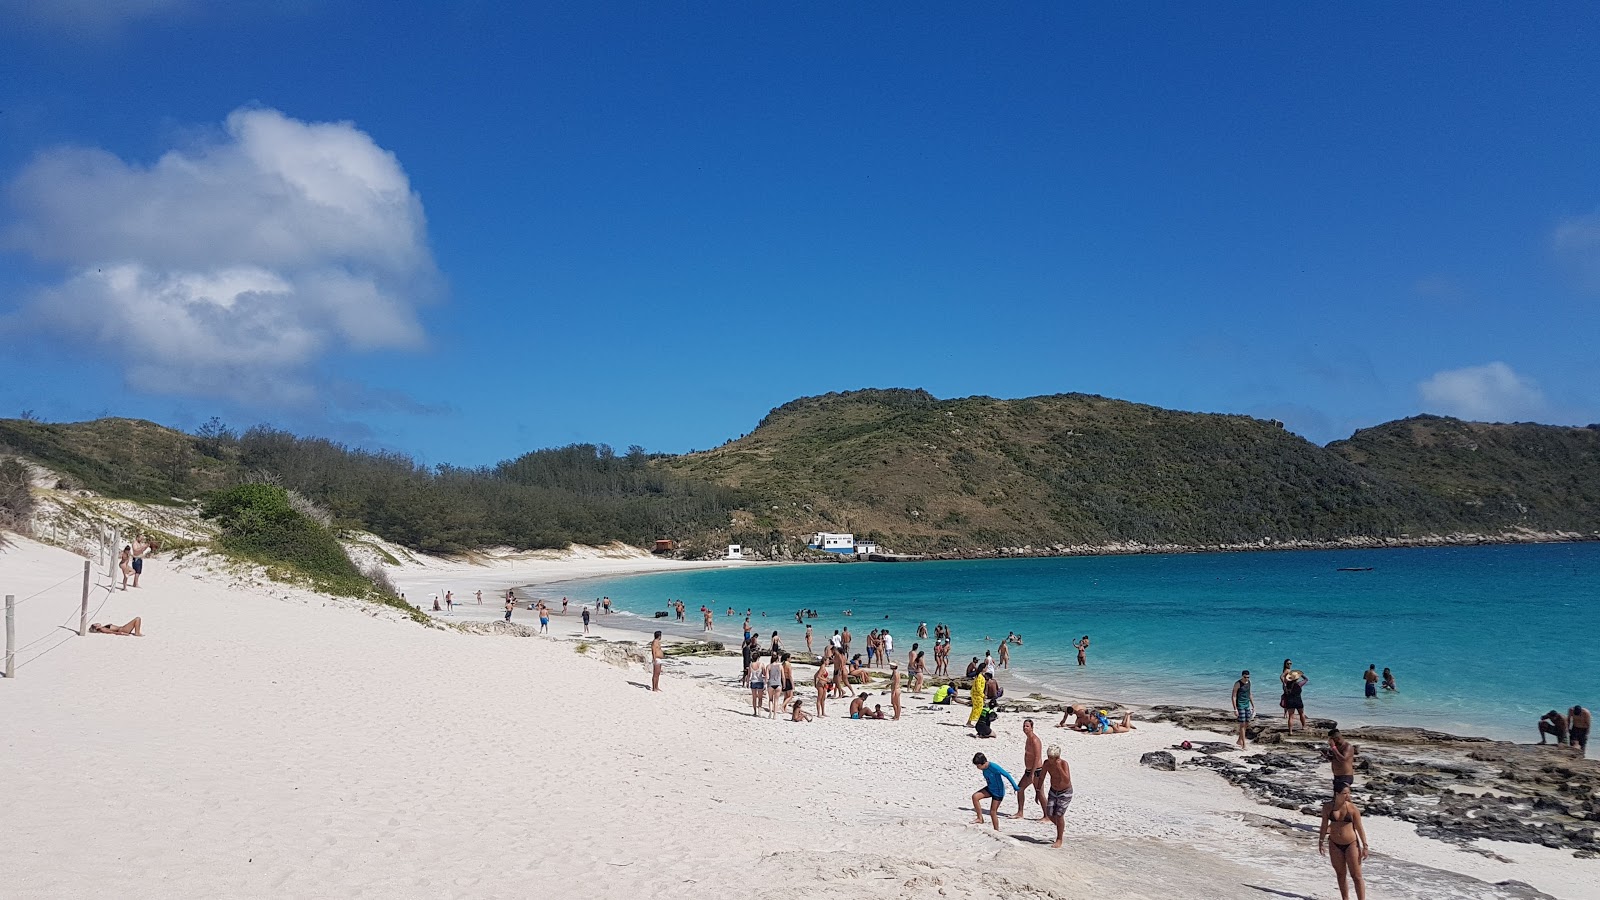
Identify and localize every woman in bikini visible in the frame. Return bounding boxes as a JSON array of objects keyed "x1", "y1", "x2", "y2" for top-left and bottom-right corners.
[
  {"x1": 766, "y1": 654, "x2": 785, "y2": 719},
  {"x1": 90, "y1": 617, "x2": 143, "y2": 636},
  {"x1": 910, "y1": 650, "x2": 927, "y2": 694},
  {"x1": 119, "y1": 545, "x2": 134, "y2": 590},
  {"x1": 813, "y1": 658, "x2": 830, "y2": 717},
  {"x1": 1318, "y1": 785, "x2": 1370, "y2": 900}
]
